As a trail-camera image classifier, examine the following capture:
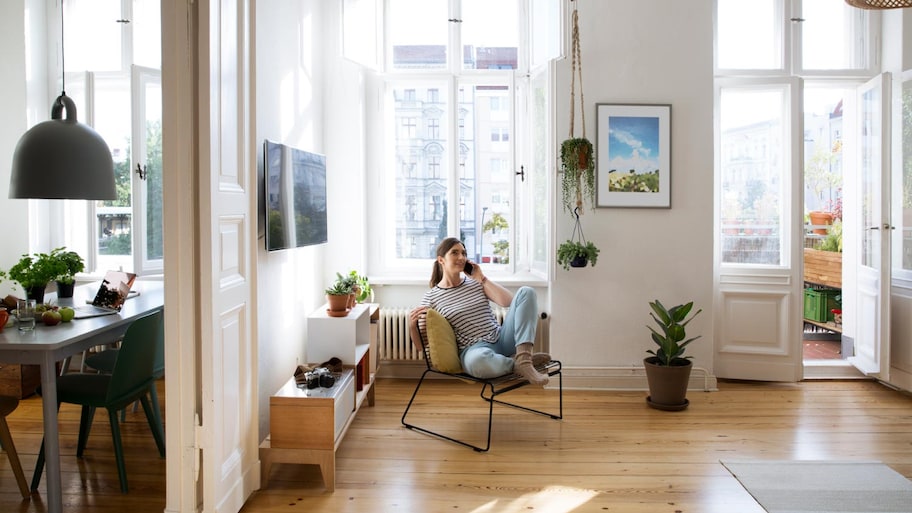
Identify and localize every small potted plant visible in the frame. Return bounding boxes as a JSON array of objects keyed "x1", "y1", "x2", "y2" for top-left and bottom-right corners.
[
  {"x1": 325, "y1": 280, "x2": 353, "y2": 317},
  {"x1": 556, "y1": 240, "x2": 599, "y2": 270},
  {"x1": 345, "y1": 270, "x2": 372, "y2": 303},
  {"x1": 48, "y1": 247, "x2": 85, "y2": 298},
  {"x1": 556, "y1": 207, "x2": 599, "y2": 270},
  {"x1": 0, "y1": 250, "x2": 61, "y2": 304},
  {"x1": 644, "y1": 299, "x2": 702, "y2": 411},
  {"x1": 560, "y1": 137, "x2": 596, "y2": 214}
]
